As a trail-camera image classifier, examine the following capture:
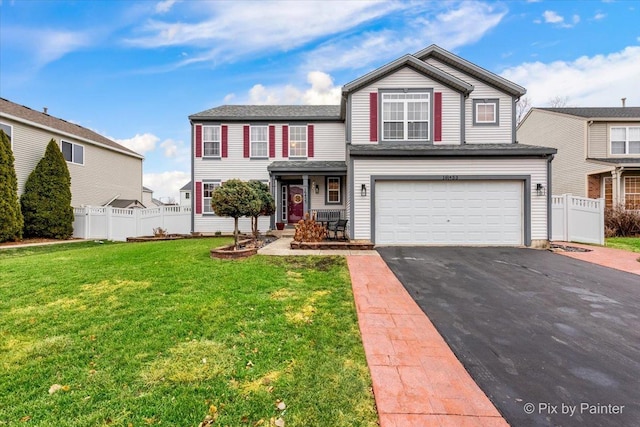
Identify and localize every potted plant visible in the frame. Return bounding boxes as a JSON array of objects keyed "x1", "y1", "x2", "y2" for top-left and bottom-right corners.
[{"x1": 276, "y1": 222, "x2": 285, "y2": 230}]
